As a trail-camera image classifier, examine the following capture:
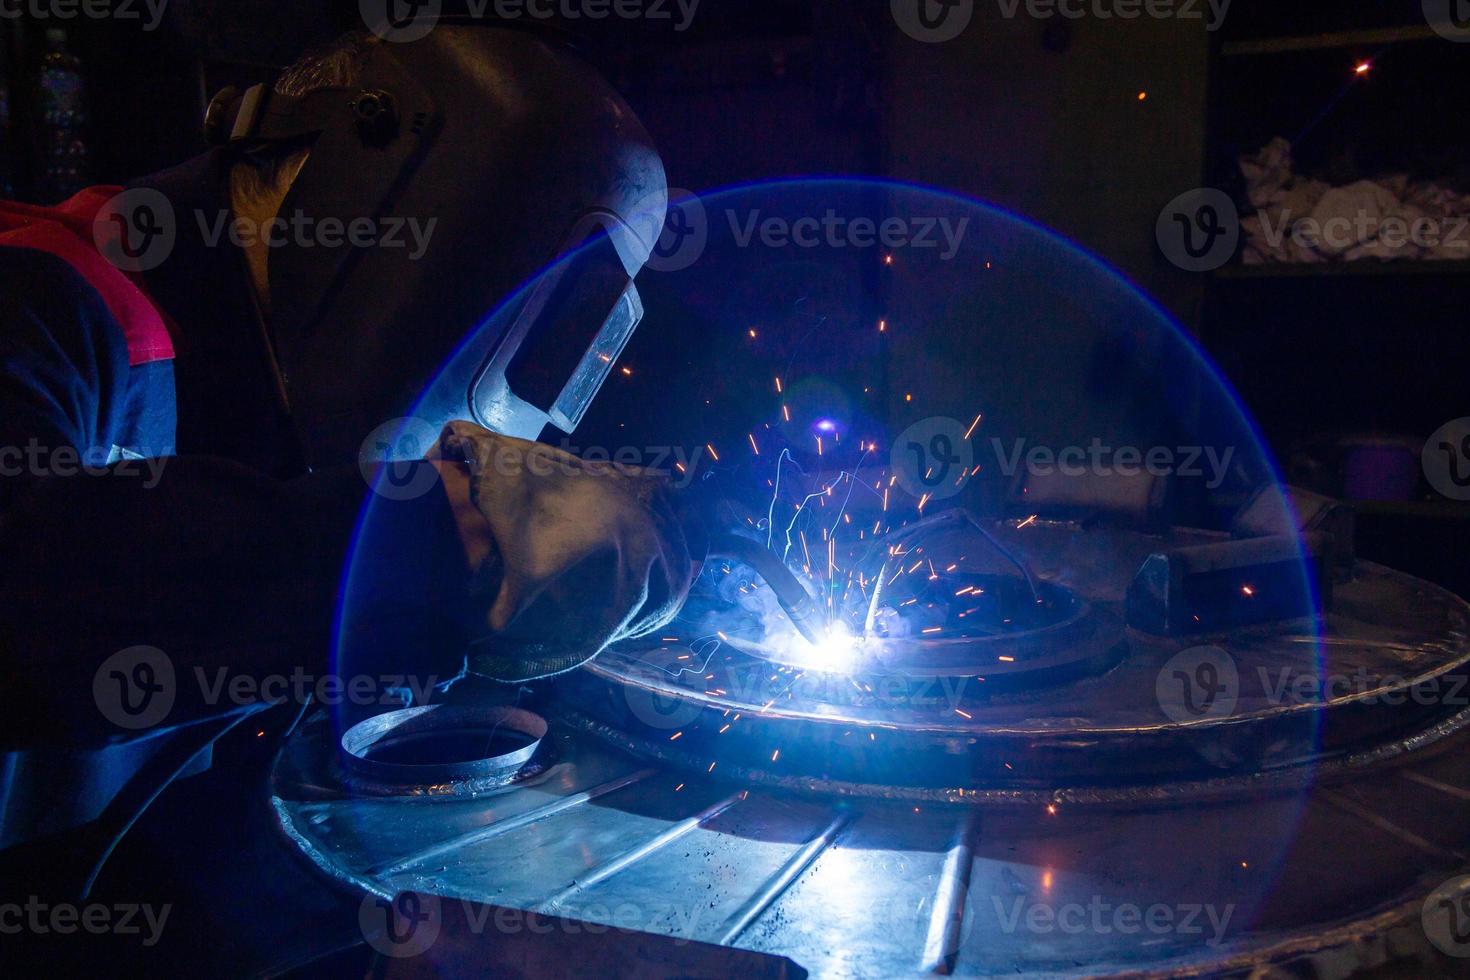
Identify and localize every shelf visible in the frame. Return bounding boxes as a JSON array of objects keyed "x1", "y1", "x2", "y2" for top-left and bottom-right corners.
[
  {"x1": 1352, "y1": 499, "x2": 1470, "y2": 522},
  {"x1": 1213, "y1": 259, "x2": 1470, "y2": 280},
  {"x1": 1221, "y1": 25, "x2": 1441, "y2": 57}
]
